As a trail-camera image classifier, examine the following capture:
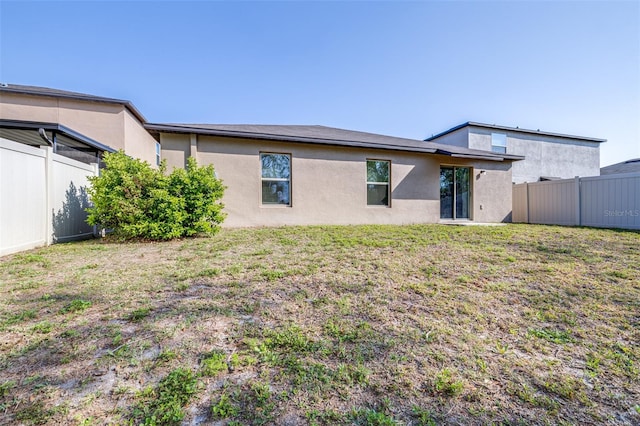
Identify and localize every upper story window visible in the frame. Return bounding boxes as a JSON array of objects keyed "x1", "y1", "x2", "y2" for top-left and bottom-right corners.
[
  {"x1": 491, "y1": 133, "x2": 507, "y2": 154},
  {"x1": 261, "y1": 153, "x2": 291, "y2": 205},
  {"x1": 155, "y1": 142, "x2": 161, "y2": 166},
  {"x1": 366, "y1": 159, "x2": 390, "y2": 206}
]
